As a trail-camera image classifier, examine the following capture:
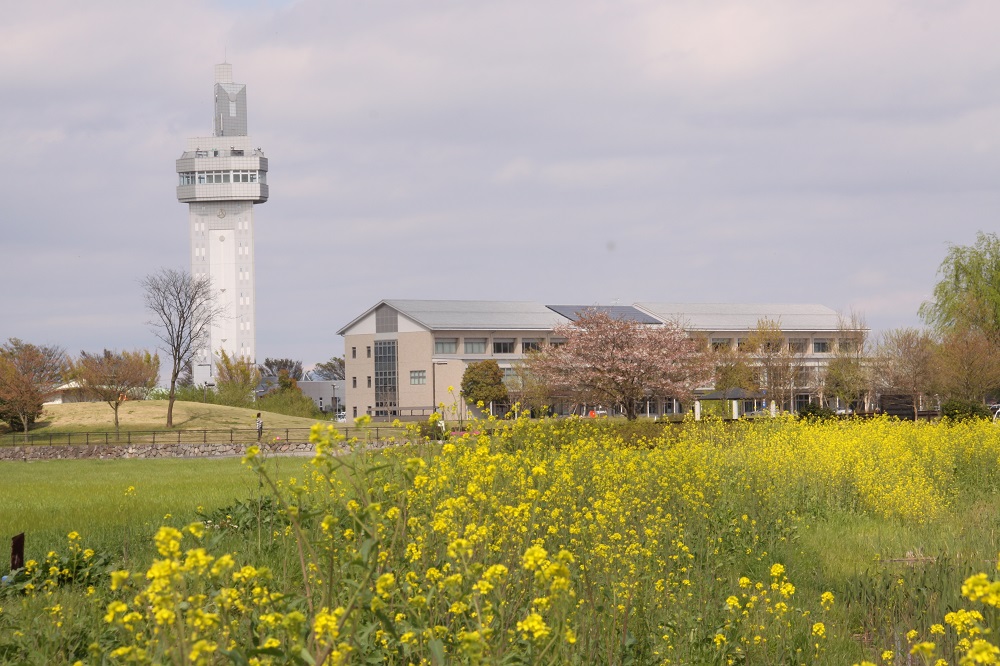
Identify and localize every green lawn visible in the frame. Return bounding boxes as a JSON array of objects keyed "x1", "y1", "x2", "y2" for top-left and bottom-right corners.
[{"x1": 0, "y1": 455, "x2": 305, "y2": 566}]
